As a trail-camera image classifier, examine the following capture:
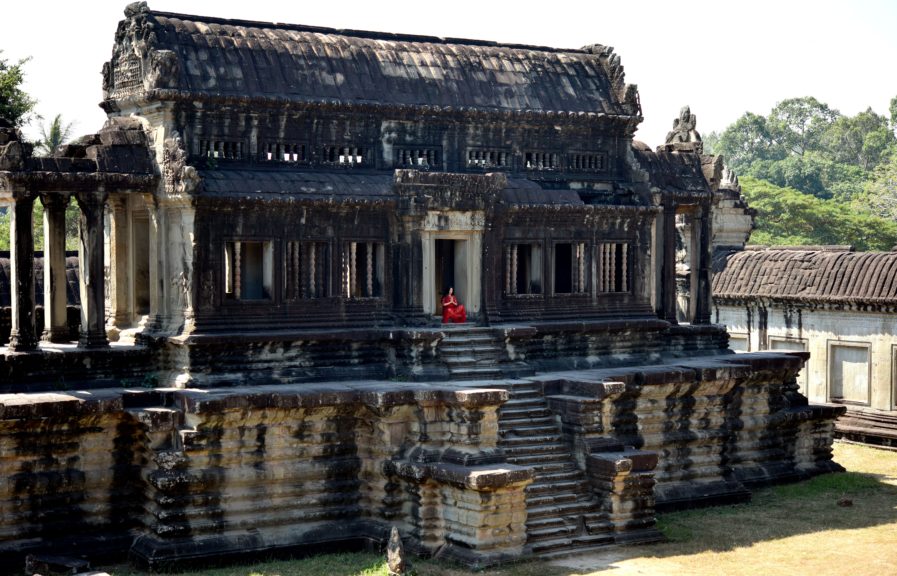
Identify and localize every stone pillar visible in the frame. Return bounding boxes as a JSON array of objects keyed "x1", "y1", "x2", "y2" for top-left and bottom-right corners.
[
  {"x1": 661, "y1": 201, "x2": 678, "y2": 324},
  {"x1": 8, "y1": 194, "x2": 38, "y2": 351},
  {"x1": 77, "y1": 190, "x2": 109, "y2": 348},
  {"x1": 41, "y1": 193, "x2": 71, "y2": 343},
  {"x1": 106, "y1": 195, "x2": 131, "y2": 339},
  {"x1": 693, "y1": 207, "x2": 712, "y2": 324}
]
